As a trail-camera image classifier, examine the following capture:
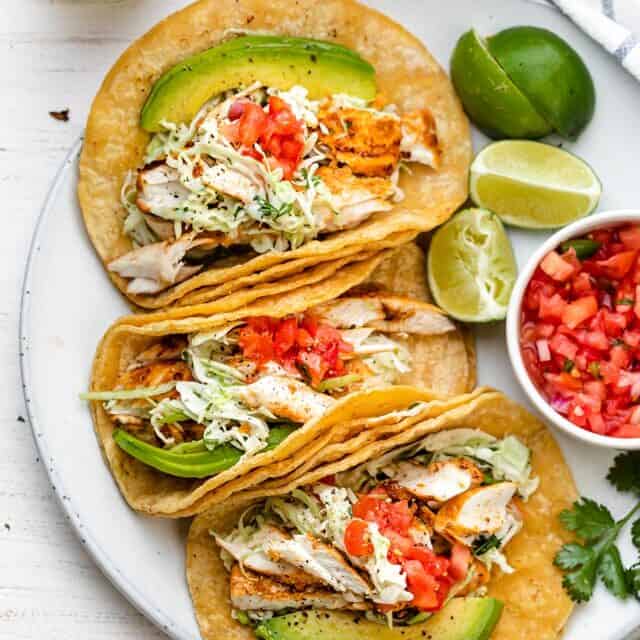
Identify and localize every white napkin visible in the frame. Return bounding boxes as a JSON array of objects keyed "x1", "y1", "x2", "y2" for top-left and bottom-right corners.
[{"x1": 542, "y1": 0, "x2": 640, "y2": 81}]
